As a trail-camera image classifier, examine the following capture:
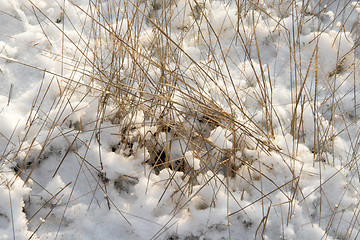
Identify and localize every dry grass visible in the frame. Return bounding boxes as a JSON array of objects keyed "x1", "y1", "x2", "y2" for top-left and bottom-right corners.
[{"x1": 1, "y1": 0, "x2": 360, "y2": 239}]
